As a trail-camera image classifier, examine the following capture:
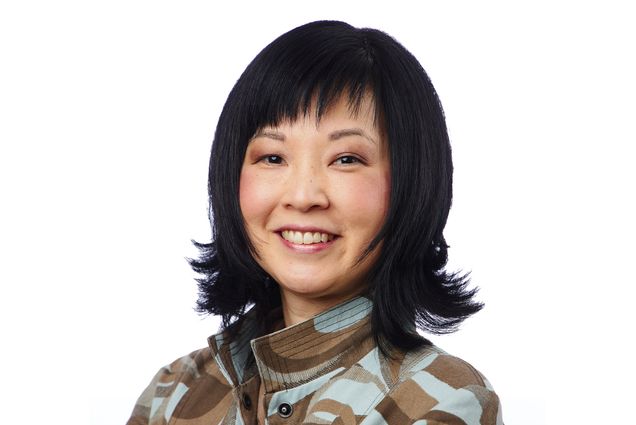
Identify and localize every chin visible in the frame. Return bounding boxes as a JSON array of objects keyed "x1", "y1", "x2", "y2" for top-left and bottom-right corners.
[{"x1": 277, "y1": 277, "x2": 335, "y2": 297}]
